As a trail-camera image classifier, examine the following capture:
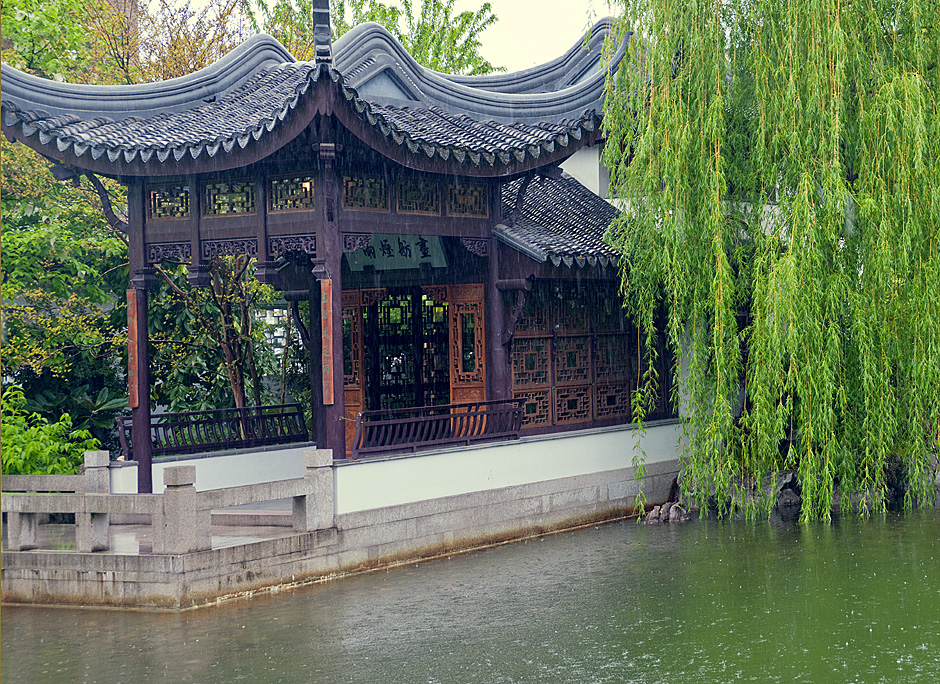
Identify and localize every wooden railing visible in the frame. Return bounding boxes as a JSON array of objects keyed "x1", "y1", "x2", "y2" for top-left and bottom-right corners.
[
  {"x1": 351, "y1": 399, "x2": 523, "y2": 459},
  {"x1": 116, "y1": 403, "x2": 309, "y2": 460}
]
